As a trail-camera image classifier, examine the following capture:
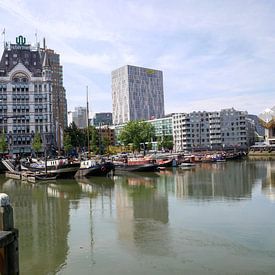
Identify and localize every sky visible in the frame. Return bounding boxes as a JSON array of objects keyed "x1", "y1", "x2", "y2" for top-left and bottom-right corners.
[{"x1": 0, "y1": 0, "x2": 274, "y2": 116}]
